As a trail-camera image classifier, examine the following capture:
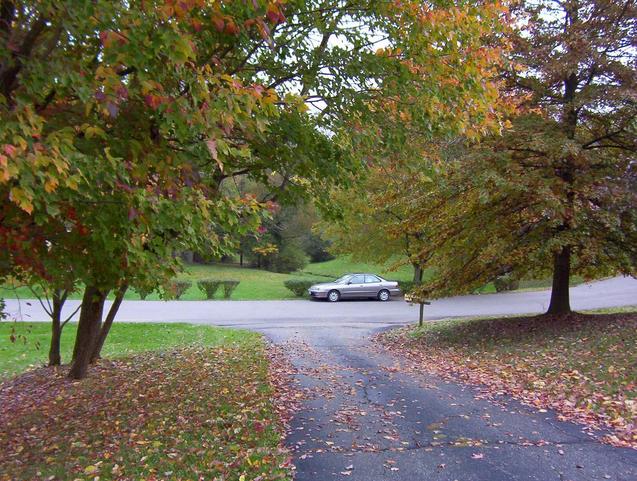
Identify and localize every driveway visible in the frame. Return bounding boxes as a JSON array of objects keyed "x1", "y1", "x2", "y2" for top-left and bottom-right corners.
[{"x1": 4, "y1": 275, "x2": 637, "y2": 480}]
